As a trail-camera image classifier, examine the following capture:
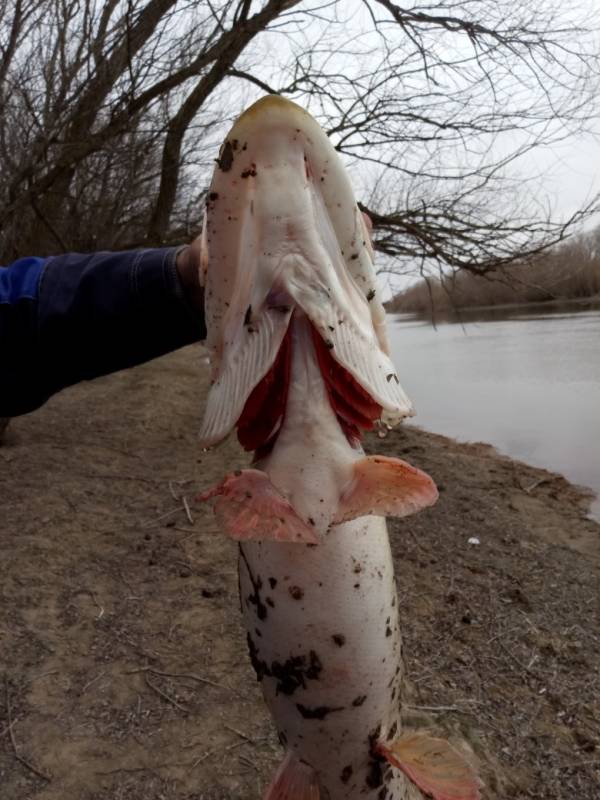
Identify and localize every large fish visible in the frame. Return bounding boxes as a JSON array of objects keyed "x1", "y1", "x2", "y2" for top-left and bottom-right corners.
[{"x1": 198, "y1": 96, "x2": 480, "y2": 800}]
